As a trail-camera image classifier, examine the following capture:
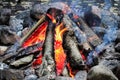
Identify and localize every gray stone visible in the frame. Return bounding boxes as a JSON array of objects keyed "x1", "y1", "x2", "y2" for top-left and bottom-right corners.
[
  {"x1": 55, "y1": 76, "x2": 73, "y2": 80},
  {"x1": 0, "y1": 26, "x2": 19, "y2": 45},
  {"x1": 0, "y1": 8, "x2": 11, "y2": 25},
  {"x1": 87, "y1": 65, "x2": 118, "y2": 80},
  {"x1": 75, "y1": 70, "x2": 87, "y2": 80},
  {"x1": 0, "y1": 69, "x2": 24, "y2": 80},
  {"x1": 115, "y1": 43, "x2": 120, "y2": 52},
  {"x1": 30, "y1": 4, "x2": 46, "y2": 20}
]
